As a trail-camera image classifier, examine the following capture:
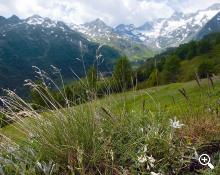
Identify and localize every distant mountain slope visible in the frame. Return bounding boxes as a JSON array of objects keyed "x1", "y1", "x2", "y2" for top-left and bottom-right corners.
[
  {"x1": 71, "y1": 3, "x2": 220, "y2": 51},
  {"x1": 0, "y1": 15, "x2": 120, "y2": 94},
  {"x1": 70, "y1": 19, "x2": 155, "y2": 60},
  {"x1": 195, "y1": 12, "x2": 220, "y2": 40},
  {"x1": 137, "y1": 32, "x2": 220, "y2": 85},
  {"x1": 117, "y1": 4, "x2": 220, "y2": 49}
]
